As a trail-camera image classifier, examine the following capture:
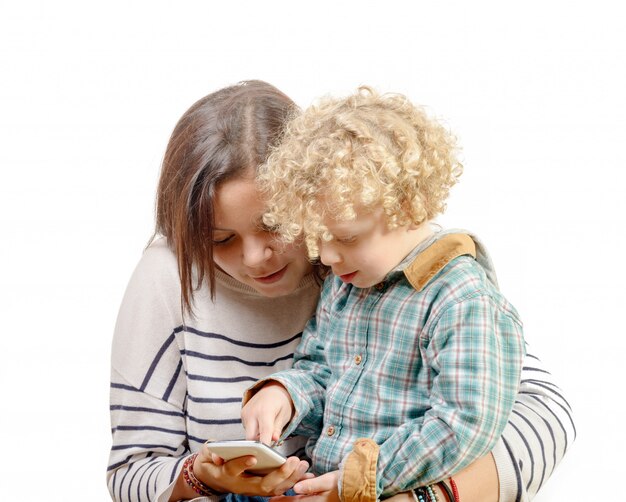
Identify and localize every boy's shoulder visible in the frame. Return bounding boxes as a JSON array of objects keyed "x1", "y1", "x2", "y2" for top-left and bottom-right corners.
[
  {"x1": 402, "y1": 232, "x2": 520, "y2": 321},
  {"x1": 402, "y1": 232, "x2": 502, "y2": 304},
  {"x1": 428, "y1": 254, "x2": 488, "y2": 292},
  {"x1": 403, "y1": 233, "x2": 479, "y2": 292}
]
